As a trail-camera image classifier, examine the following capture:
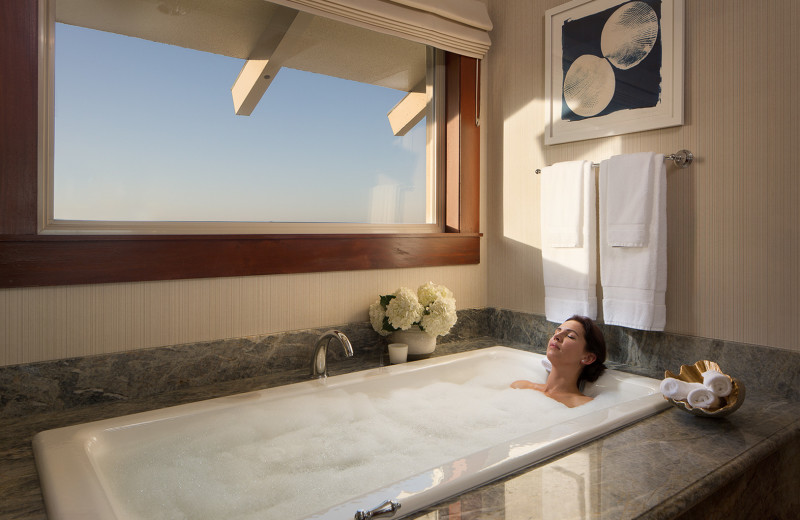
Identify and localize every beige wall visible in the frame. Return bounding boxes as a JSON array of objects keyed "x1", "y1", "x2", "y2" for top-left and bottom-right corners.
[
  {"x1": 486, "y1": 0, "x2": 799, "y2": 352},
  {"x1": 0, "y1": 262, "x2": 488, "y2": 366}
]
